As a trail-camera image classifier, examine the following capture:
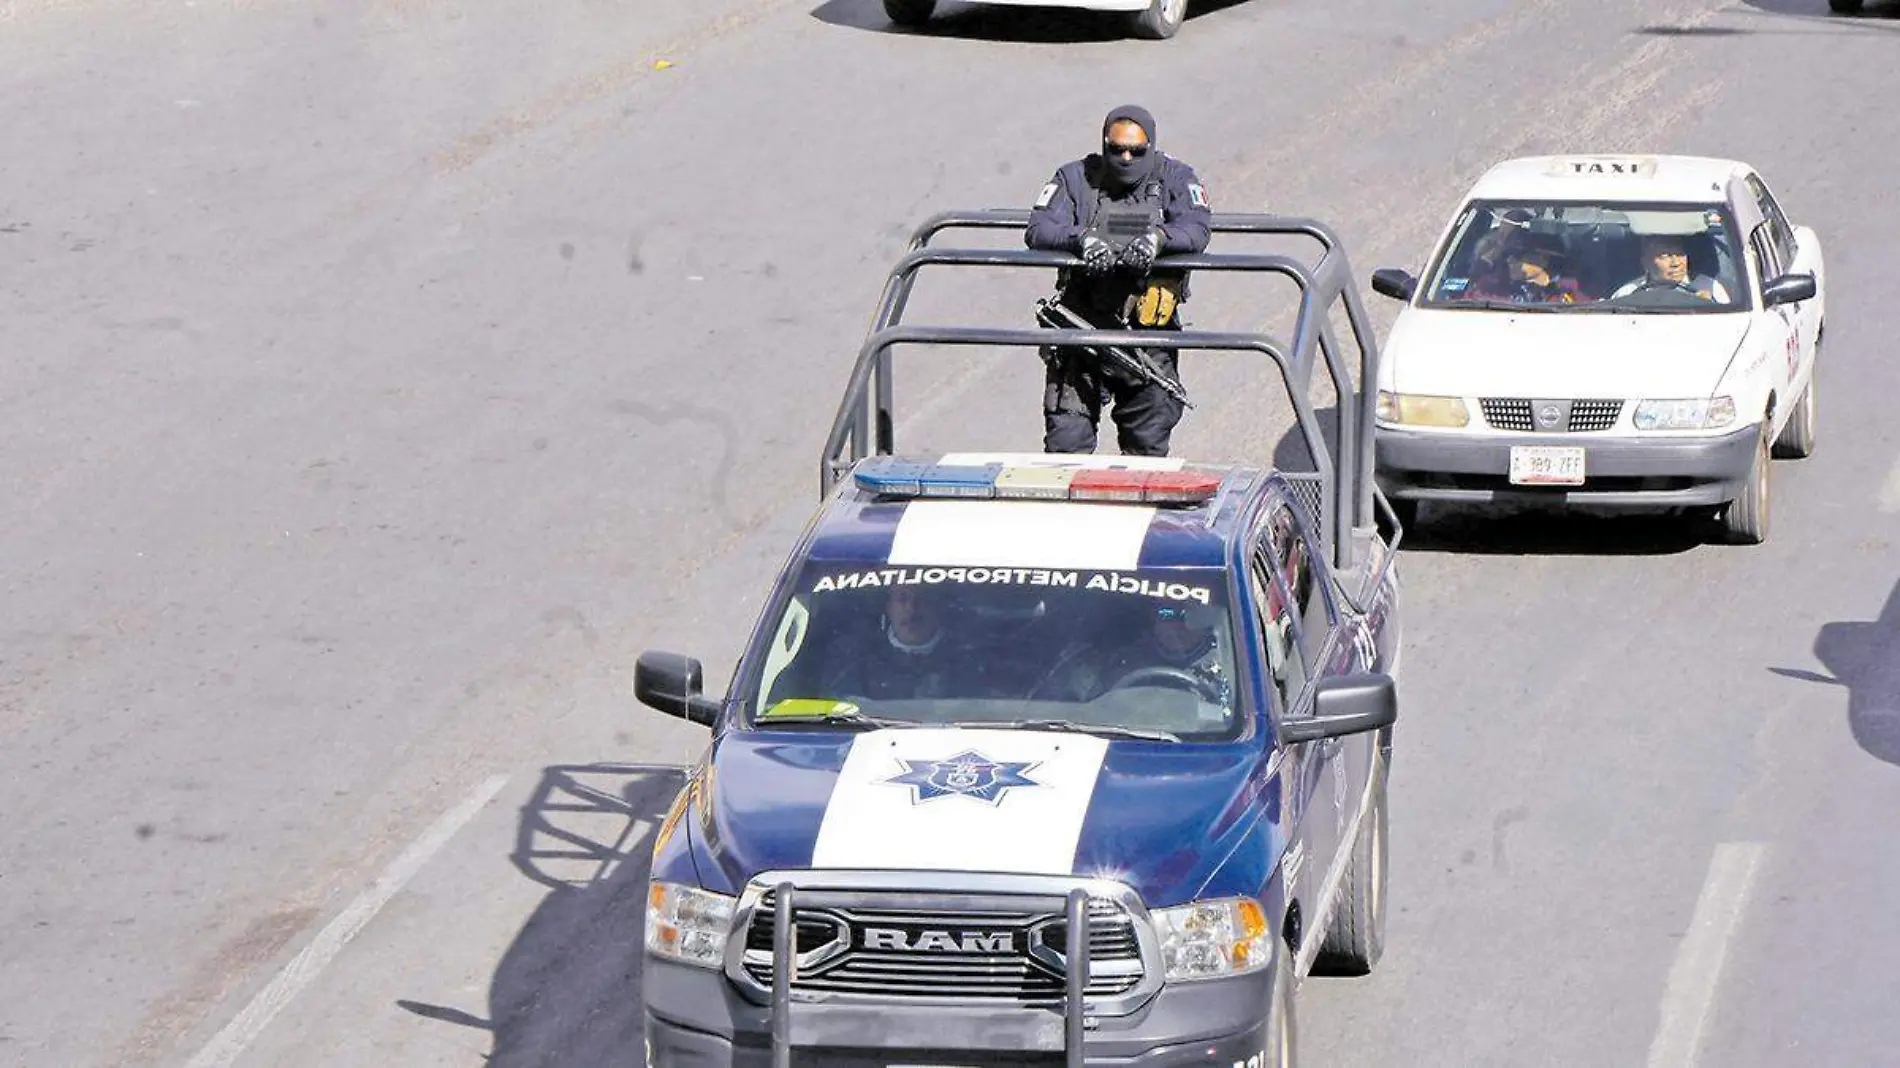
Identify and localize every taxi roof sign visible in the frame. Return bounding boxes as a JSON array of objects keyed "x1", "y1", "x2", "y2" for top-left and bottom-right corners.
[{"x1": 1547, "y1": 156, "x2": 1659, "y2": 178}]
